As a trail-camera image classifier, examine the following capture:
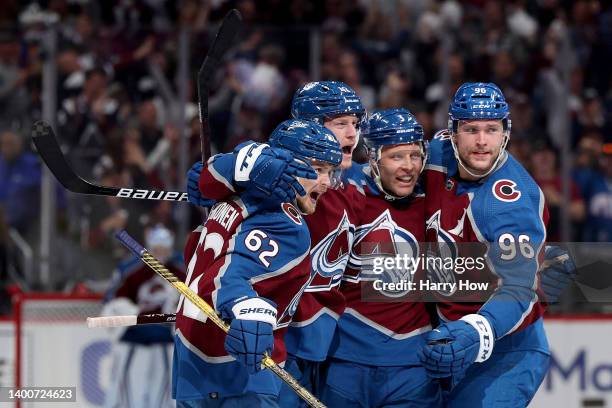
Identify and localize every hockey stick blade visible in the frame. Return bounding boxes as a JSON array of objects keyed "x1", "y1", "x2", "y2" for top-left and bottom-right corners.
[
  {"x1": 198, "y1": 9, "x2": 242, "y2": 162},
  {"x1": 31, "y1": 120, "x2": 188, "y2": 202}
]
